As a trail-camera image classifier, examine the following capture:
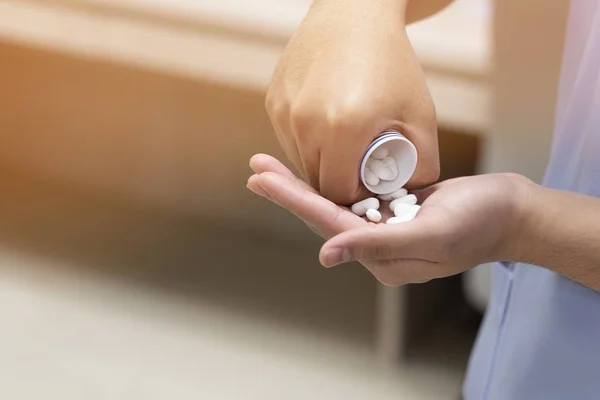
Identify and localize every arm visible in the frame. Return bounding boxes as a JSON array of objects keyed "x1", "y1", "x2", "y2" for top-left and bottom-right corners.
[
  {"x1": 265, "y1": 0, "x2": 454, "y2": 205},
  {"x1": 518, "y1": 186, "x2": 600, "y2": 291},
  {"x1": 312, "y1": 0, "x2": 455, "y2": 24},
  {"x1": 248, "y1": 160, "x2": 600, "y2": 291}
]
